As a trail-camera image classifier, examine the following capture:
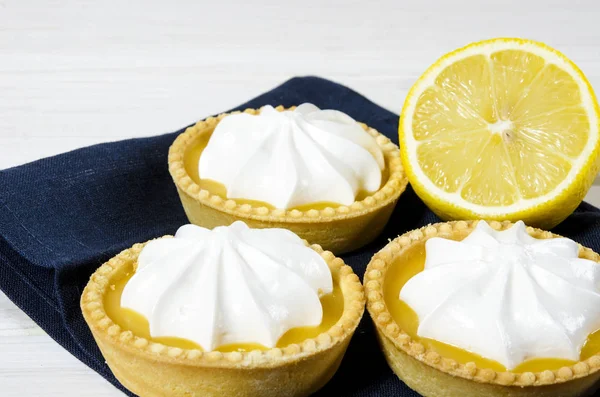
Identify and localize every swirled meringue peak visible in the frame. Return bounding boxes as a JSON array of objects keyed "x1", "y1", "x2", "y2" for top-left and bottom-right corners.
[
  {"x1": 120, "y1": 221, "x2": 333, "y2": 351},
  {"x1": 199, "y1": 103, "x2": 385, "y2": 209},
  {"x1": 400, "y1": 221, "x2": 600, "y2": 369}
]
